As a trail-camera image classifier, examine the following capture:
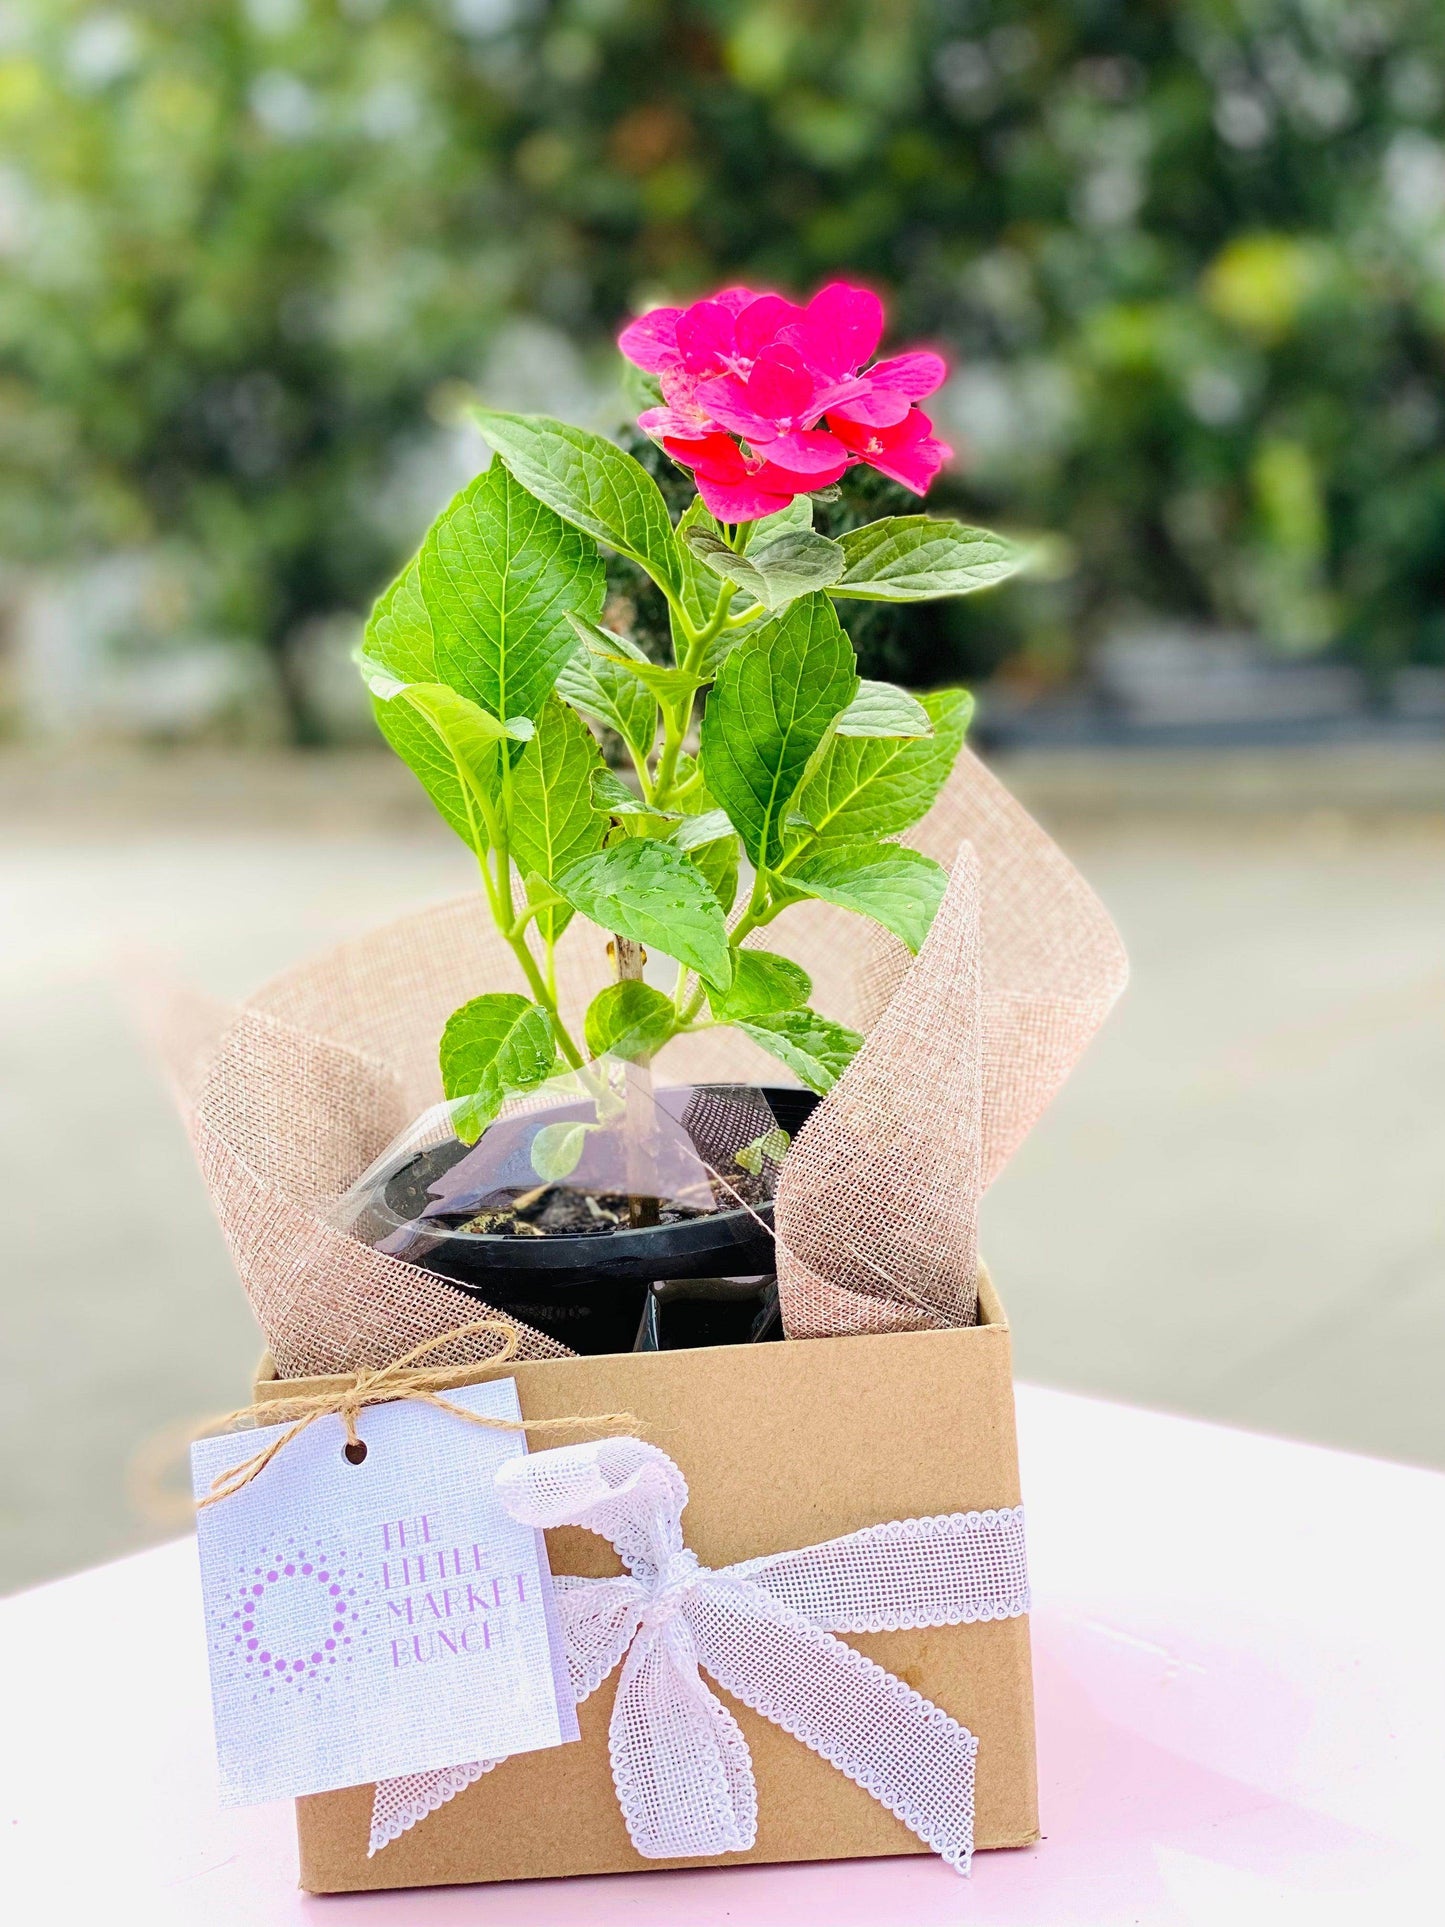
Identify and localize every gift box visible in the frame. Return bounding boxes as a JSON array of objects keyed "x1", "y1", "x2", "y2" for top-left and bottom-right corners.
[
  {"x1": 160, "y1": 744, "x2": 1125, "y2": 1891},
  {"x1": 254, "y1": 1264, "x2": 1036, "y2": 1892}
]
